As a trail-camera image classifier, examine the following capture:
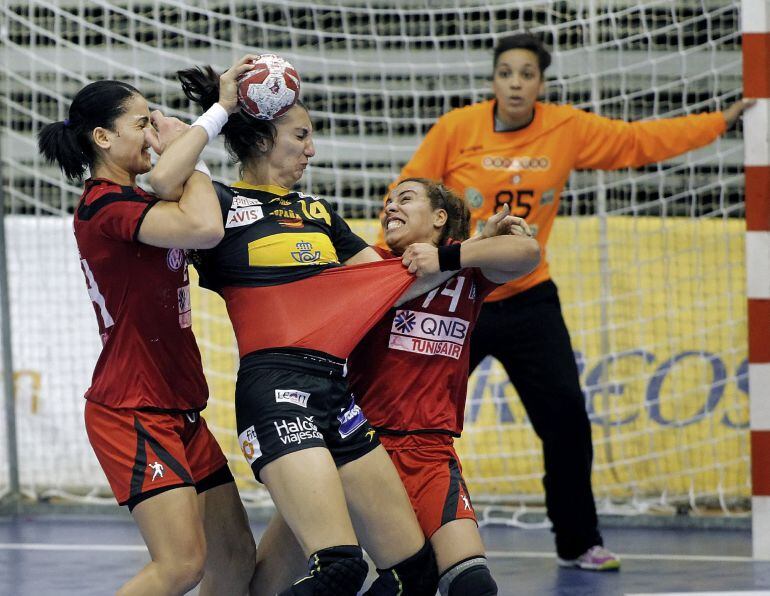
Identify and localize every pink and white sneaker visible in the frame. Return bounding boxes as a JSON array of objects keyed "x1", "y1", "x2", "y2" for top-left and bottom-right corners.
[{"x1": 557, "y1": 545, "x2": 621, "y2": 571}]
